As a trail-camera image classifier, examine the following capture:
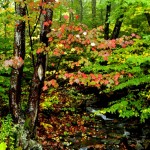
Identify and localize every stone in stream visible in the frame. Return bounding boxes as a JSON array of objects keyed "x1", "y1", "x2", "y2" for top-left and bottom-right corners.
[{"x1": 86, "y1": 107, "x2": 114, "y2": 121}]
